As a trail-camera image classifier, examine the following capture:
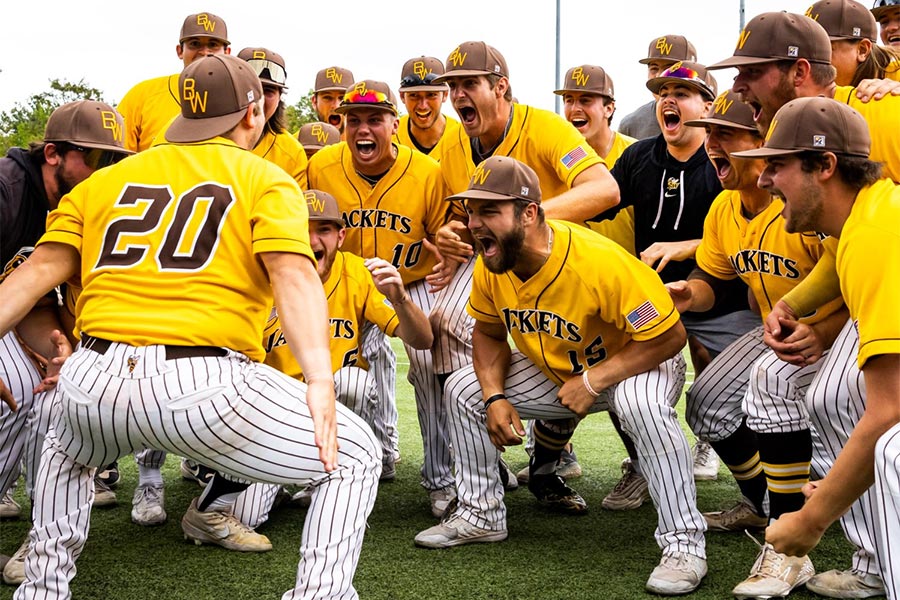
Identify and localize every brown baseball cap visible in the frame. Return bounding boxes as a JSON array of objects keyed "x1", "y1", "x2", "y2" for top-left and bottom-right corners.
[
  {"x1": 166, "y1": 54, "x2": 262, "y2": 143},
  {"x1": 433, "y1": 41, "x2": 509, "y2": 82},
  {"x1": 731, "y1": 96, "x2": 870, "y2": 158},
  {"x1": 179, "y1": 12, "x2": 229, "y2": 45},
  {"x1": 314, "y1": 67, "x2": 354, "y2": 93},
  {"x1": 334, "y1": 80, "x2": 398, "y2": 116},
  {"x1": 554, "y1": 65, "x2": 615, "y2": 100},
  {"x1": 297, "y1": 122, "x2": 341, "y2": 150},
  {"x1": 238, "y1": 47, "x2": 288, "y2": 90},
  {"x1": 446, "y1": 156, "x2": 541, "y2": 204},
  {"x1": 639, "y1": 34, "x2": 698, "y2": 65},
  {"x1": 709, "y1": 12, "x2": 832, "y2": 69},
  {"x1": 399, "y1": 56, "x2": 449, "y2": 92},
  {"x1": 44, "y1": 100, "x2": 132, "y2": 154},
  {"x1": 305, "y1": 189, "x2": 343, "y2": 225},
  {"x1": 646, "y1": 61, "x2": 718, "y2": 101},
  {"x1": 807, "y1": 0, "x2": 878, "y2": 40},
  {"x1": 872, "y1": 0, "x2": 900, "y2": 20},
  {"x1": 684, "y1": 90, "x2": 758, "y2": 131}
]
